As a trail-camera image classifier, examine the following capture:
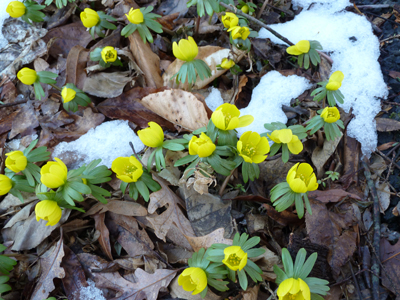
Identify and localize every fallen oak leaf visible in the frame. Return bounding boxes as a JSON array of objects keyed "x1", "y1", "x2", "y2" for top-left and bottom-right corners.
[
  {"x1": 140, "y1": 89, "x2": 209, "y2": 131},
  {"x1": 83, "y1": 71, "x2": 132, "y2": 98},
  {"x1": 31, "y1": 234, "x2": 66, "y2": 300},
  {"x1": 184, "y1": 228, "x2": 232, "y2": 252},
  {"x1": 78, "y1": 253, "x2": 177, "y2": 300},
  {"x1": 146, "y1": 175, "x2": 195, "y2": 250}
]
